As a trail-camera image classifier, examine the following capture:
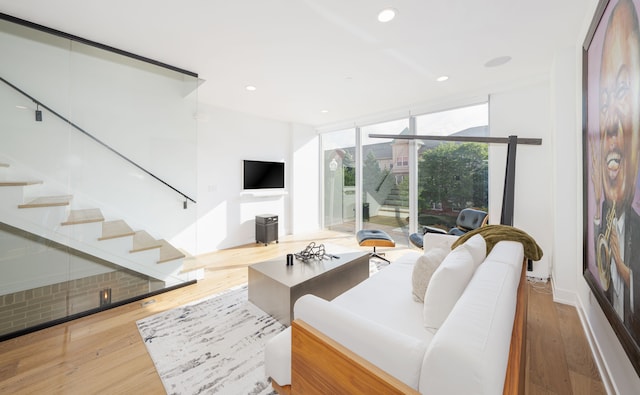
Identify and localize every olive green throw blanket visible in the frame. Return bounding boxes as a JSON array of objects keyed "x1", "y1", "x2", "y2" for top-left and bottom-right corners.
[{"x1": 451, "y1": 224, "x2": 543, "y2": 261}]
